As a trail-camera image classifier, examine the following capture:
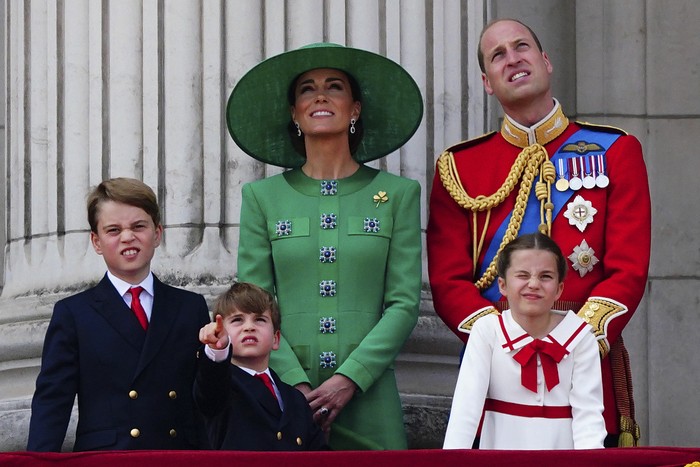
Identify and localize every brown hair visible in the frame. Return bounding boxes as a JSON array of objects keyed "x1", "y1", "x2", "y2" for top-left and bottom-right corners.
[
  {"x1": 213, "y1": 282, "x2": 281, "y2": 332},
  {"x1": 286, "y1": 68, "x2": 364, "y2": 157},
  {"x1": 87, "y1": 178, "x2": 161, "y2": 233},
  {"x1": 497, "y1": 232, "x2": 567, "y2": 282},
  {"x1": 477, "y1": 18, "x2": 544, "y2": 73}
]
